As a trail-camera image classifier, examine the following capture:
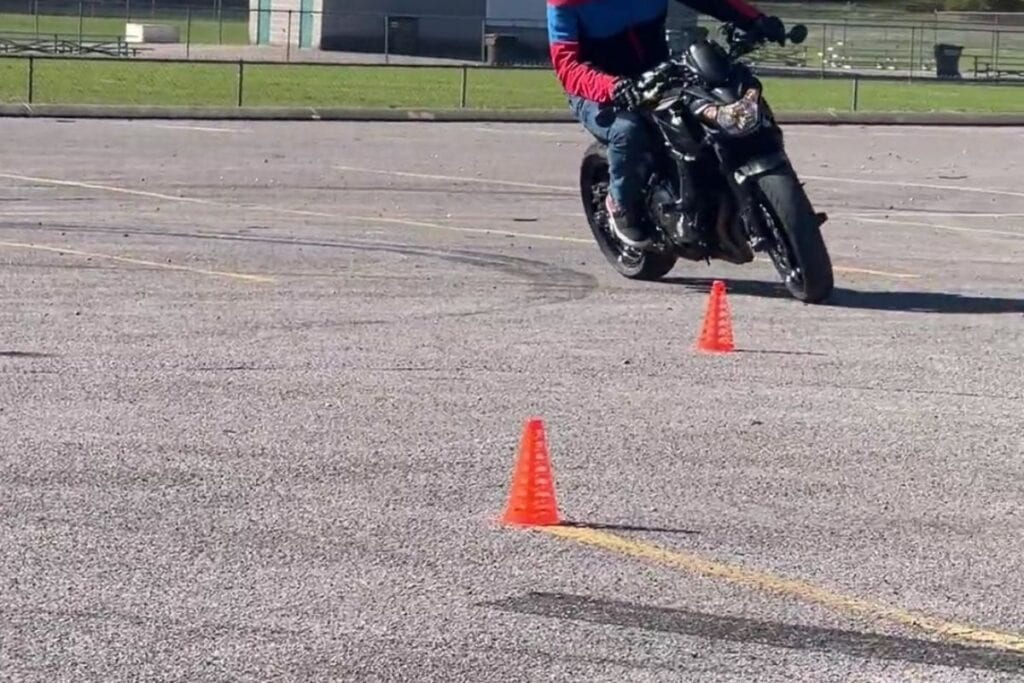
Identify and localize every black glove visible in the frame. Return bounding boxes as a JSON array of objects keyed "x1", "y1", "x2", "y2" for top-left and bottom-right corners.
[
  {"x1": 753, "y1": 15, "x2": 787, "y2": 46},
  {"x1": 611, "y1": 77, "x2": 643, "y2": 111}
]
